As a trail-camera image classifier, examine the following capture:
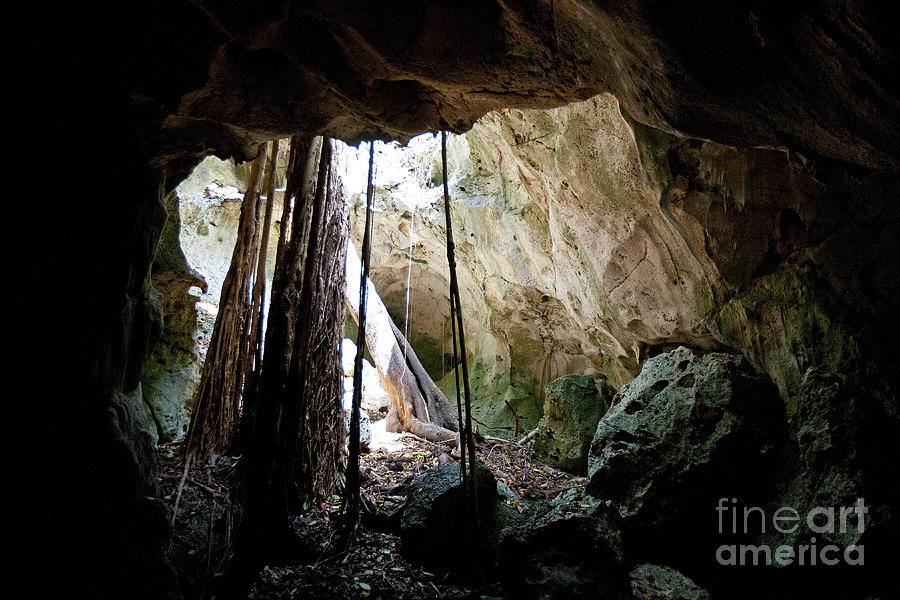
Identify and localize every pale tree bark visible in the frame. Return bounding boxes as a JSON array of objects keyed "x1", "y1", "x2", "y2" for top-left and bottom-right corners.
[{"x1": 345, "y1": 241, "x2": 459, "y2": 443}]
